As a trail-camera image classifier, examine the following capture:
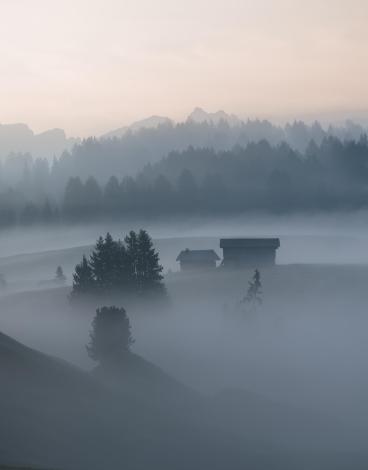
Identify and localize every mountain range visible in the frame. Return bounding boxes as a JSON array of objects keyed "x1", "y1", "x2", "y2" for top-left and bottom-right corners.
[
  {"x1": 1, "y1": 108, "x2": 368, "y2": 163},
  {"x1": 0, "y1": 123, "x2": 78, "y2": 161},
  {"x1": 101, "y1": 115, "x2": 173, "y2": 139}
]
